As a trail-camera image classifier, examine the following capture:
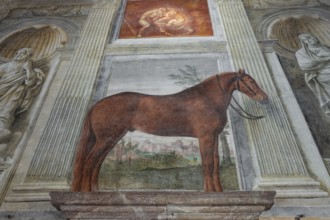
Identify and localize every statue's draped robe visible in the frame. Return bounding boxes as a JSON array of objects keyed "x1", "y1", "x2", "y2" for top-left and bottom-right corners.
[
  {"x1": 295, "y1": 43, "x2": 330, "y2": 115},
  {"x1": 0, "y1": 62, "x2": 44, "y2": 129}
]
